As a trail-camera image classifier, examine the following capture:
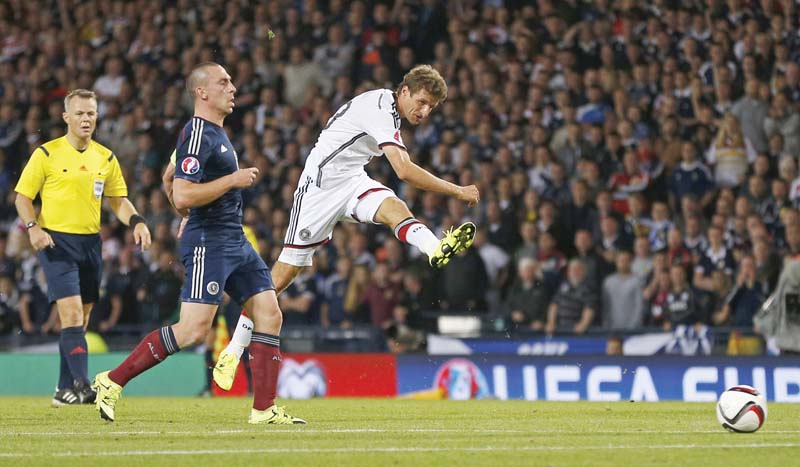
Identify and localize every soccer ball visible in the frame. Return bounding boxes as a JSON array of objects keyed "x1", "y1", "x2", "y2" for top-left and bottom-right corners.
[{"x1": 716, "y1": 385, "x2": 768, "y2": 433}]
